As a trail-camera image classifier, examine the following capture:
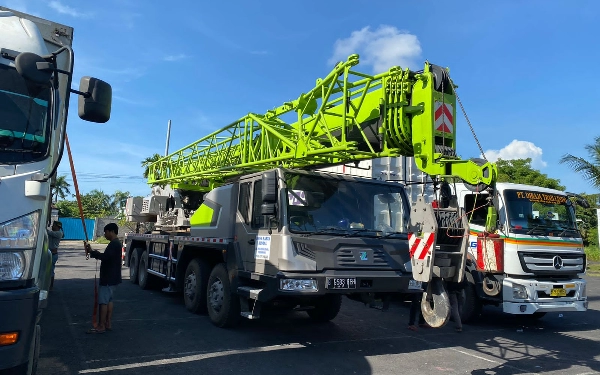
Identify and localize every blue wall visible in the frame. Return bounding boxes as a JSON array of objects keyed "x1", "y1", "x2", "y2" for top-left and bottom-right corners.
[{"x1": 60, "y1": 218, "x2": 95, "y2": 240}]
